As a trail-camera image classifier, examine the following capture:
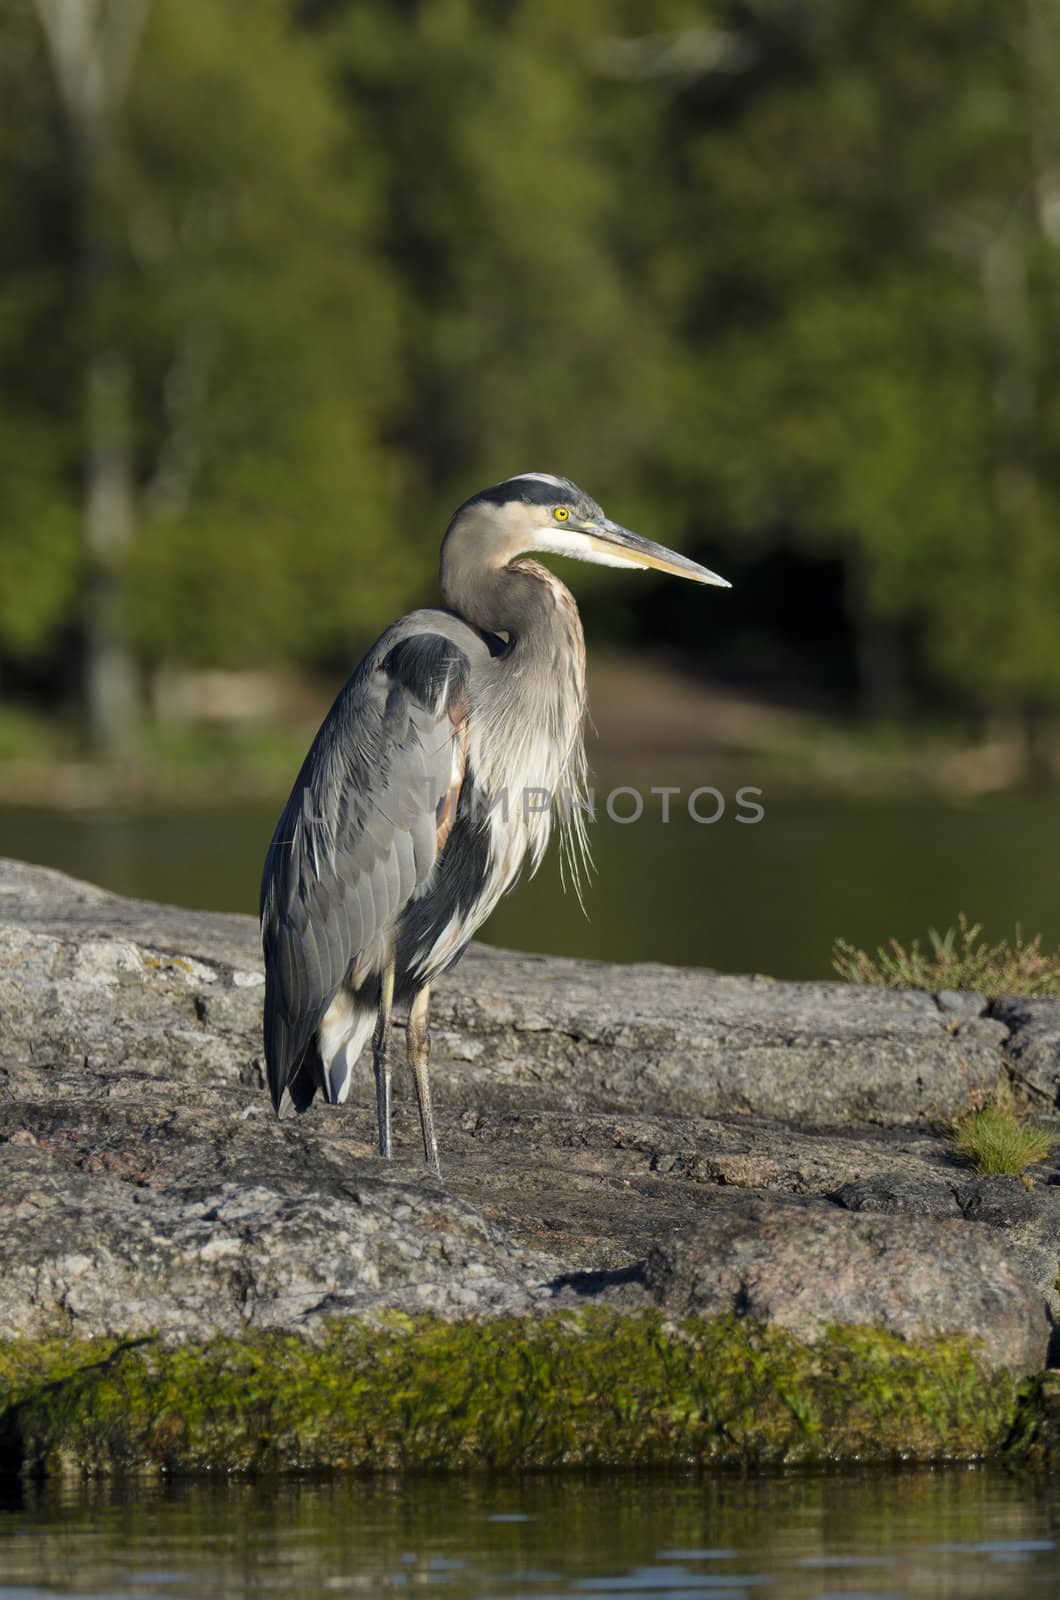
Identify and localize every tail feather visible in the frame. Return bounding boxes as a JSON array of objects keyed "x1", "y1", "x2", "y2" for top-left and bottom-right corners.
[
  {"x1": 279, "y1": 1045, "x2": 326, "y2": 1116},
  {"x1": 322, "y1": 1009, "x2": 375, "y2": 1105}
]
